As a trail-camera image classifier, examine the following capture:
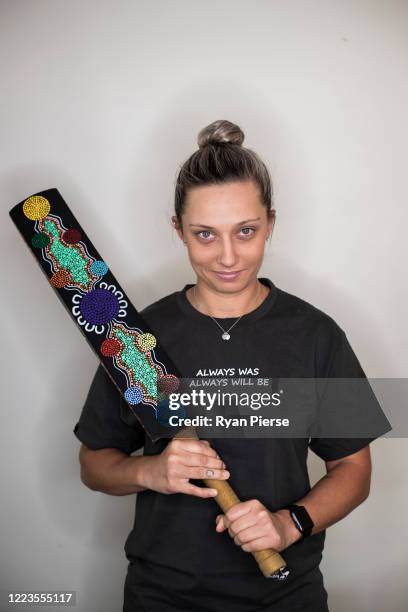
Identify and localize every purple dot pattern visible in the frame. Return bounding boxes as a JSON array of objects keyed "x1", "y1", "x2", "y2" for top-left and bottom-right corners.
[{"x1": 79, "y1": 288, "x2": 120, "y2": 324}]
